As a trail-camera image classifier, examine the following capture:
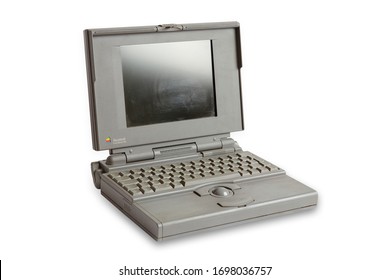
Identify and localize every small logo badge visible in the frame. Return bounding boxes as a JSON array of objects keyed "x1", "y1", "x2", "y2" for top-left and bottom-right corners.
[{"x1": 105, "y1": 137, "x2": 111, "y2": 143}]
